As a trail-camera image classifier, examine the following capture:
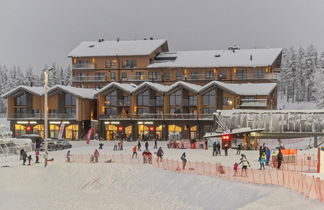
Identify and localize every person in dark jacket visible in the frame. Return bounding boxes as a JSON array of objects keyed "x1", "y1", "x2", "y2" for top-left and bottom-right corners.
[
  {"x1": 99, "y1": 143, "x2": 104, "y2": 149},
  {"x1": 181, "y1": 152, "x2": 187, "y2": 170},
  {"x1": 154, "y1": 139, "x2": 157, "y2": 149},
  {"x1": 277, "y1": 149, "x2": 283, "y2": 169},
  {"x1": 265, "y1": 147, "x2": 271, "y2": 166},
  {"x1": 224, "y1": 144, "x2": 229, "y2": 156},
  {"x1": 212, "y1": 141, "x2": 217, "y2": 156},
  {"x1": 145, "y1": 141, "x2": 149, "y2": 151},
  {"x1": 137, "y1": 140, "x2": 141, "y2": 151},
  {"x1": 22, "y1": 151, "x2": 27, "y2": 165},
  {"x1": 27, "y1": 154, "x2": 32, "y2": 165},
  {"x1": 258, "y1": 146, "x2": 264, "y2": 161},
  {"x1": 216, "y1": 142, "x2": 221, "y2": 156},
  {"x1": 237, "y1": 143, "x2": 242, "y2": 155},
  {"x1": 20, "y1": 149, "x2": 24, "y2": 160},
  {"x1": 156, "y1": 147, "x2": 164, "y2": 162}
]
